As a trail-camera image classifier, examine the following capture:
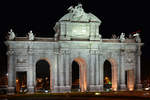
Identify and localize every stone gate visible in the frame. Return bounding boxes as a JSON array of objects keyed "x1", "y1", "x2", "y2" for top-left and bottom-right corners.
[{"x1": 5, "y1": 4, "x2": 143, "y2": 93}]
